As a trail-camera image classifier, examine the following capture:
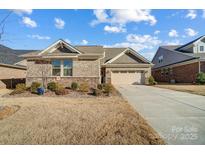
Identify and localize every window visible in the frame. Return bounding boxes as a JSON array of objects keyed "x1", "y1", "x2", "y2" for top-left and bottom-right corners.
[
  {"x1": 63, "y1": 60, "x2": 72, "y2": 76},
  {"x1": 200, "y1": 46, "x2": 204, "y2": 52},
  {"x1": 52, "y1": 59, "x2": 73, "y2": 76},
  {"x1": 158, "y1": 55, "x2": 163, "y2": 63},
  {"x1": 52, "y1": 60, "x2": 61, "y2": 76}
]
